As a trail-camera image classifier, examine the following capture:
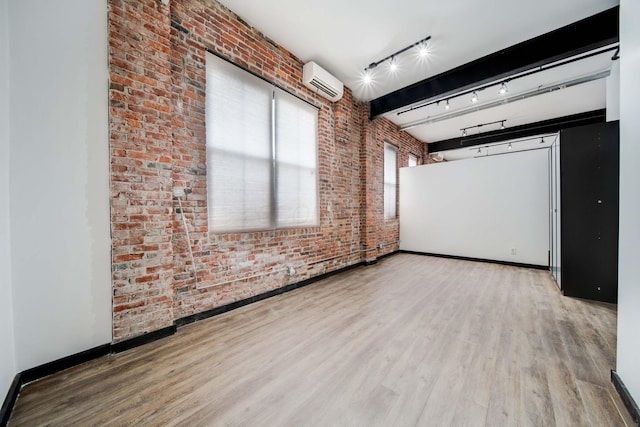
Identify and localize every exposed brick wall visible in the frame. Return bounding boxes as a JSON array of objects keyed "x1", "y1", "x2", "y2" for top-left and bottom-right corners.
[
  {"x1": 109, "y1": 0, "x2": 175, "y2": 341},
  {"x1": 108, "y1": 0, "x2": 426, "y2": 341},
  {"x1": 362, "y1": 113, "x2": 425, "y2": 261}
]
